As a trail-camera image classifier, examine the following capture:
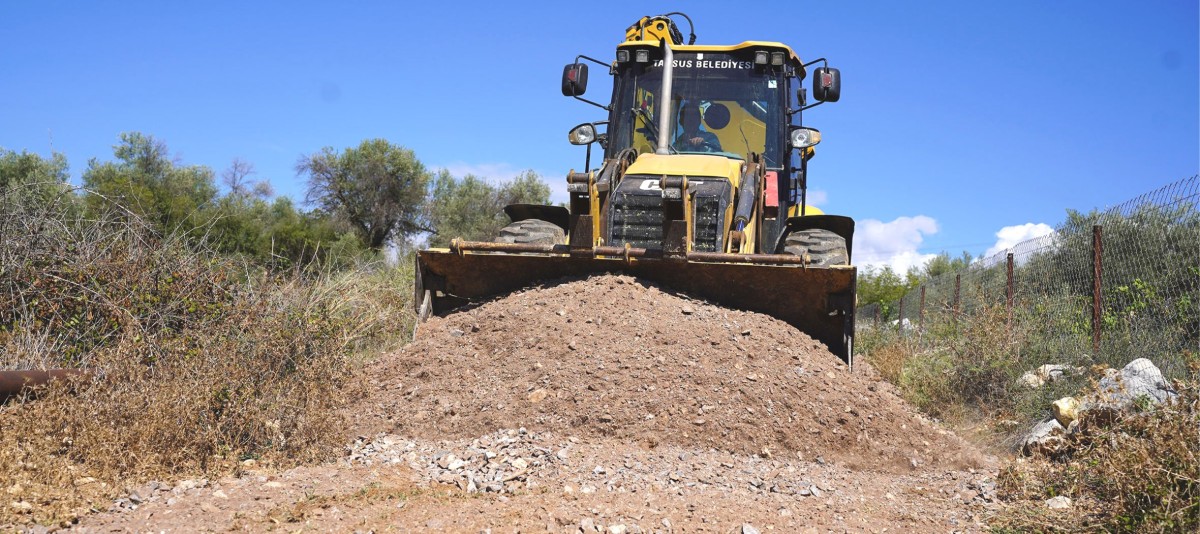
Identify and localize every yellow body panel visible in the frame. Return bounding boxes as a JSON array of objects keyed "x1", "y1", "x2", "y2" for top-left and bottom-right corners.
[
  {"x1": 625, "y1": 153, "x2": 741, "y2": 180},
  {"x1": 789, "y1": 204, "x2": 824, "y2": 217}
]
